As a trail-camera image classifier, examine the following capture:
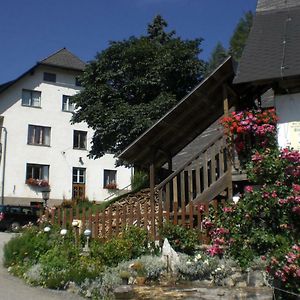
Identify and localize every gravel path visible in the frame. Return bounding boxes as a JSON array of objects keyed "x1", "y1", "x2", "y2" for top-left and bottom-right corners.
[{"x1": 0, "y1": 232, "x2": 84, "y2": 300}]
